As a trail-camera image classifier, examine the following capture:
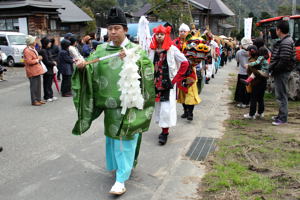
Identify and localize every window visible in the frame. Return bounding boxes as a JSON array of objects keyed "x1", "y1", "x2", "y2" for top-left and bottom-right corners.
[
  {"x1": 0, "y1": 36, "x2": 8, "y2": 45},
  {"x1": 6, "y1": 19, "x2": 13, "y2": 30},
  {"x1": 293, "y1": 19, "x2": 300, "y2": 46},
  {"x1": 50, "y1": 20, "x2": 57, "y2": 30},
  {"x1": 13, "y1": 19, "x2": 19, "y2": 30},
  {"x1": 60, "y1": 25, "x2": 70, "y2": 31},
  {"x1": 0, "y1": 19, "x2": 5, "y2": 30},
  {"x1": 70, "y1": 24, "x2": 79, "y2": 31},
  {"x1": 0, "y1": 18, "x2": 19, "y2": 31},
  {"x1": 7, "y1": 35, "x2": 26, "y2": 45}
]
